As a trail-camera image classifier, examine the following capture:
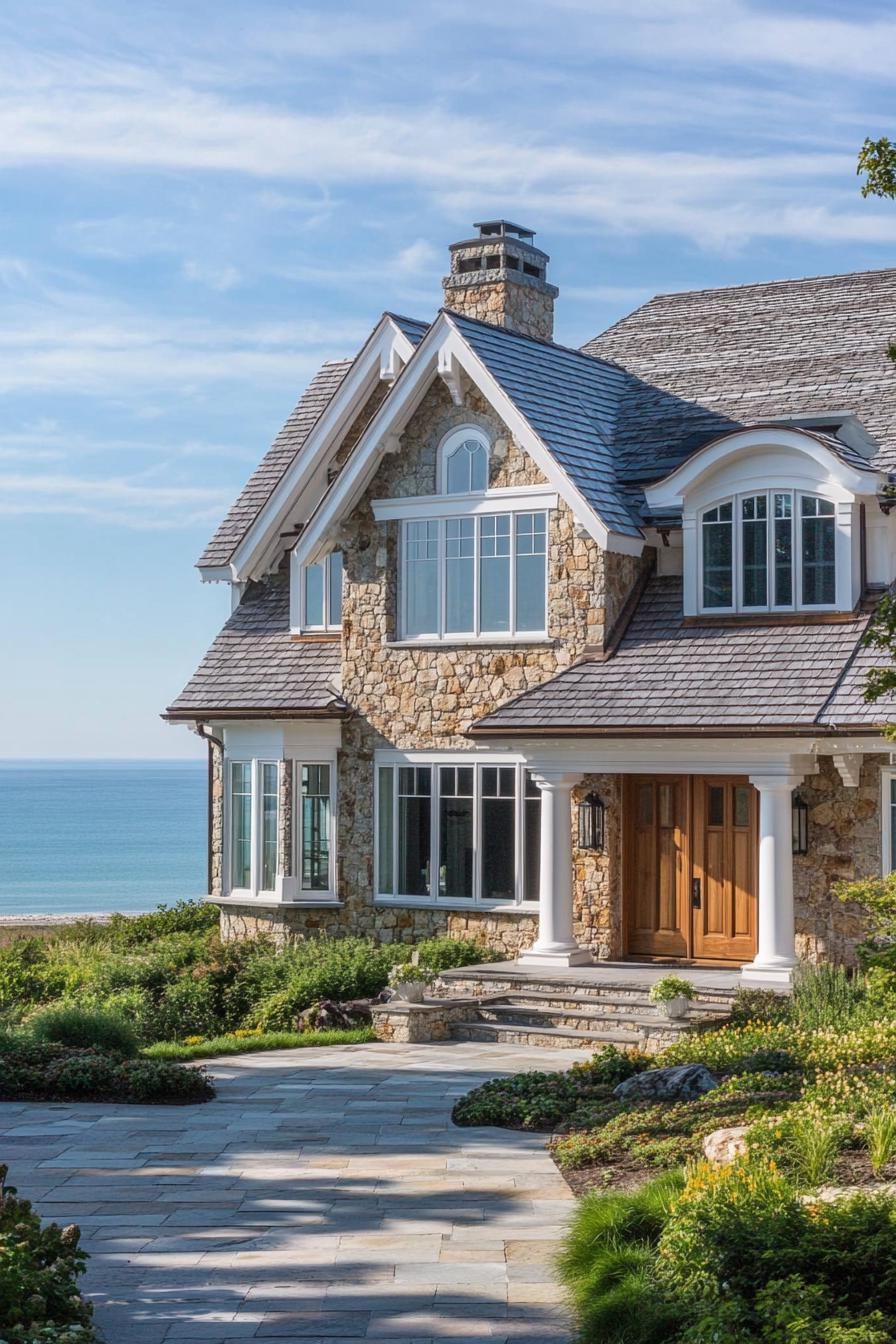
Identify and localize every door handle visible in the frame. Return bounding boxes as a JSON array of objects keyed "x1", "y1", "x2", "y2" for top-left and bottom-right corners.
[{"x1": 691, "y1": 878, "x2": 702, "y2": 909}]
